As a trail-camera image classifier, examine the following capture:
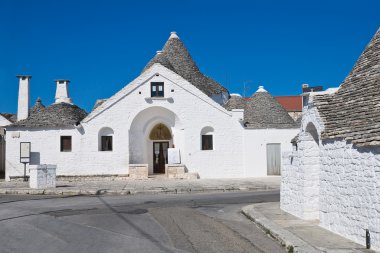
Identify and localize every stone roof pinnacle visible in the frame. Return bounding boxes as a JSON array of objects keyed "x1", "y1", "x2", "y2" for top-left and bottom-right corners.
[
  {"x1": 256, "y1": 86, "x2": 267, "y2": 93},
  {"x1": 169, "y1": 31, "x2": 179, "y2": 40}
]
